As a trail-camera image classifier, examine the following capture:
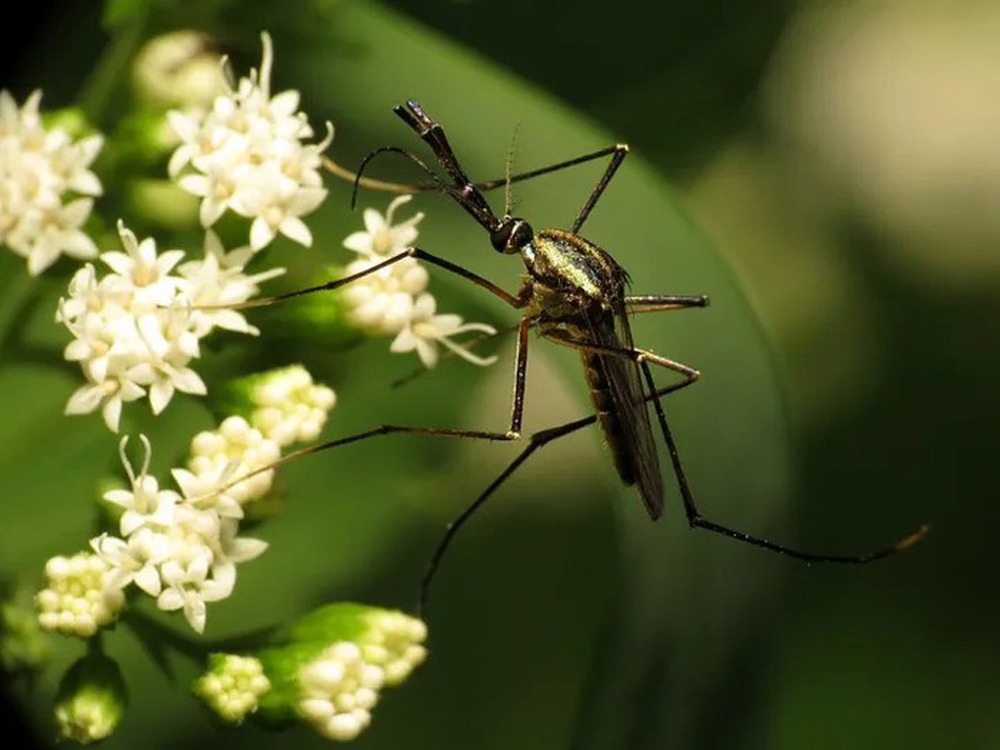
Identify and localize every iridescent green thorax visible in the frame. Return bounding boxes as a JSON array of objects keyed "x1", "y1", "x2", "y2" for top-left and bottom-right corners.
[{"x1": 521, "y1": 228, "x2": 629, "y2": 313}]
